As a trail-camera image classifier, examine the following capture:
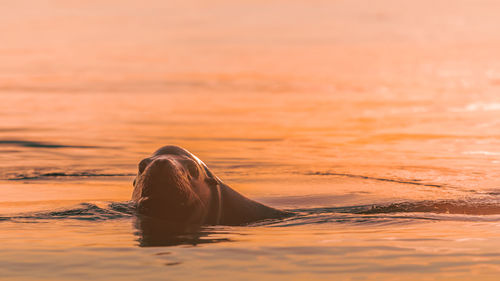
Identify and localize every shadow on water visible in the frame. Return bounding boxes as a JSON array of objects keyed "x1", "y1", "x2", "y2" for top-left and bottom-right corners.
[{"x1": 133, "y1": 216, "x2": 231, "y2": 247}]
